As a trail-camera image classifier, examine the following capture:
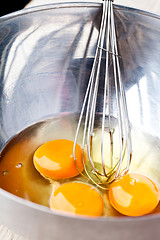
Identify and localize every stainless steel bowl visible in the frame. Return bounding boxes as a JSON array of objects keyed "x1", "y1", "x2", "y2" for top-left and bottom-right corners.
[{"x1": 0, "y1": 2, "x2": 160, "y2": 239}]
